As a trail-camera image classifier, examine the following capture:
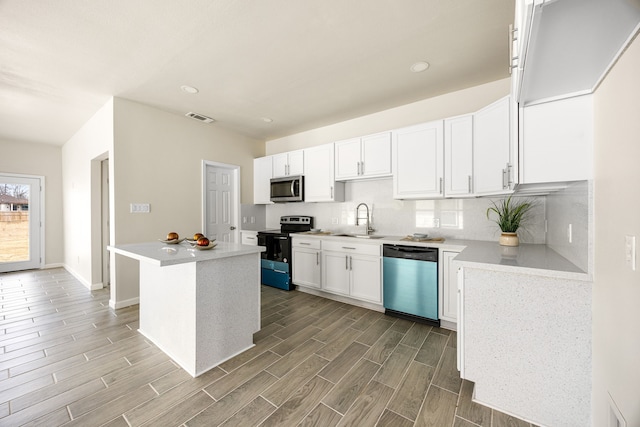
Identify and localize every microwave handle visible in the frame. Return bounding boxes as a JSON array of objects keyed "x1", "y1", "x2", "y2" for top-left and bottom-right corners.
[{"x1": 291, "y1": 180, "x2": 295, "y2": 197}]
